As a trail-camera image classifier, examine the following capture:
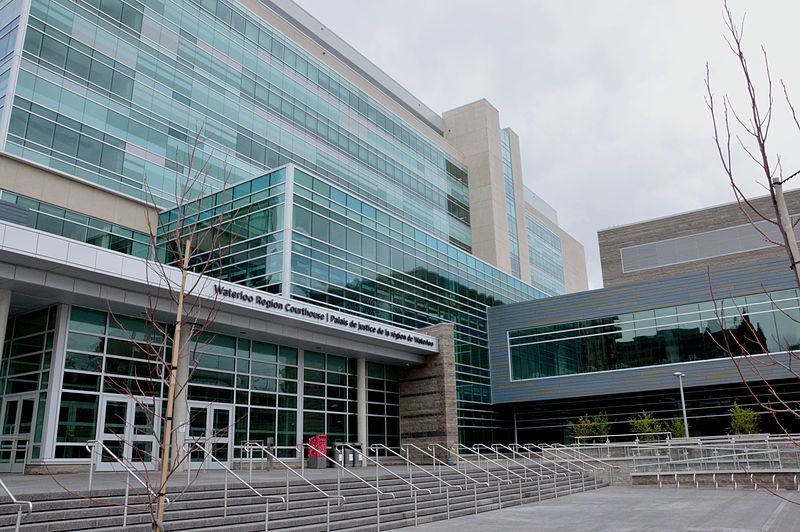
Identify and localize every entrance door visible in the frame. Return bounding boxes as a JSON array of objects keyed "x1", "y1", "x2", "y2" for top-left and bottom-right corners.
[
  {"x1": 97, "y1": 396, "x2": 160, "y2": 471},
  {"x1": 0, "y1": 395, "x2": 36, "y2": 473},
  {"x1": 187, "y1": 402, "x2": 233, "y2": 469}
]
